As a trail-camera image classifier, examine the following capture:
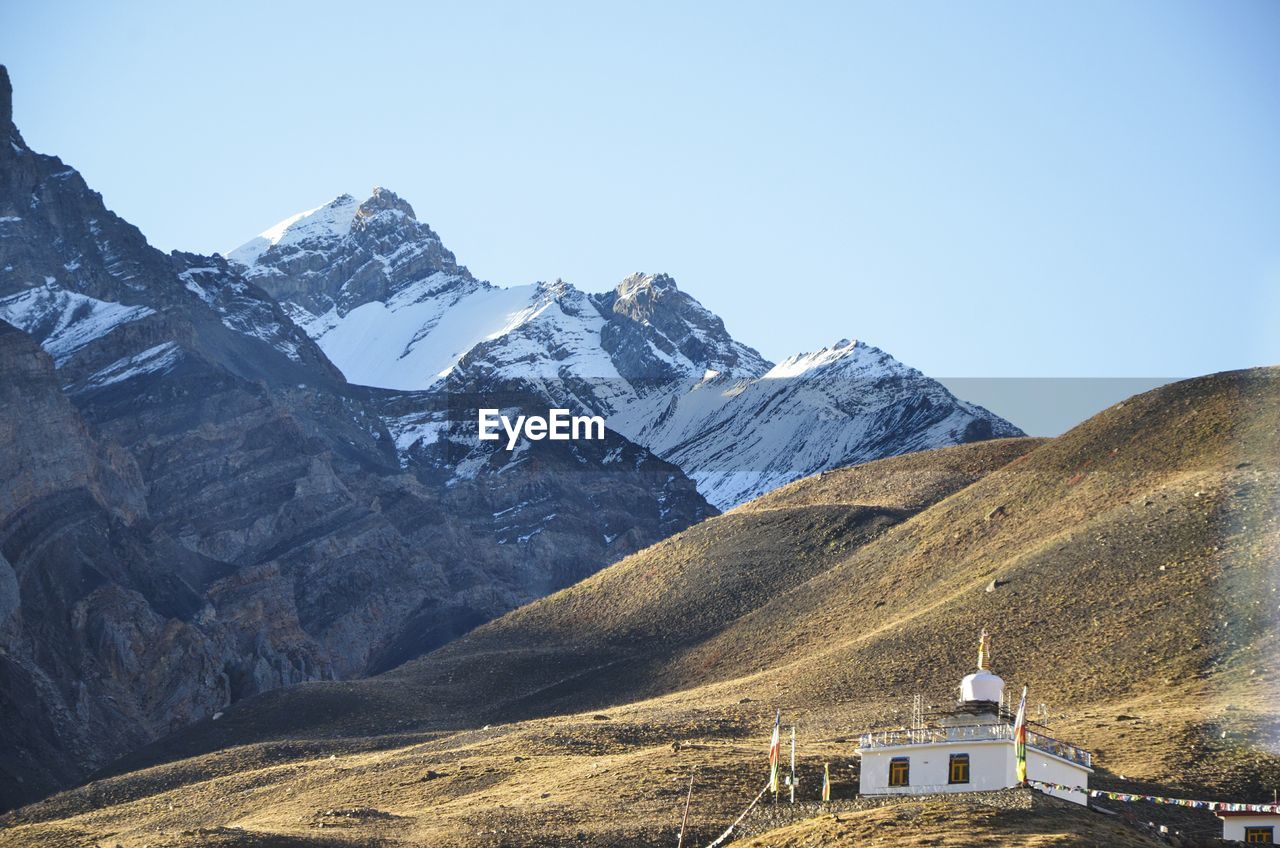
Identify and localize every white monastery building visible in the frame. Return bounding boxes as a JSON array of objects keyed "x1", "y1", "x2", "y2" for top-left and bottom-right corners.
[
  {"x1": 1217, "y1": 812, "x2": 1280, "y2": 843},
  {"x1": 856, "y1": 632, "x2": 1094, "y2": 806}
]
